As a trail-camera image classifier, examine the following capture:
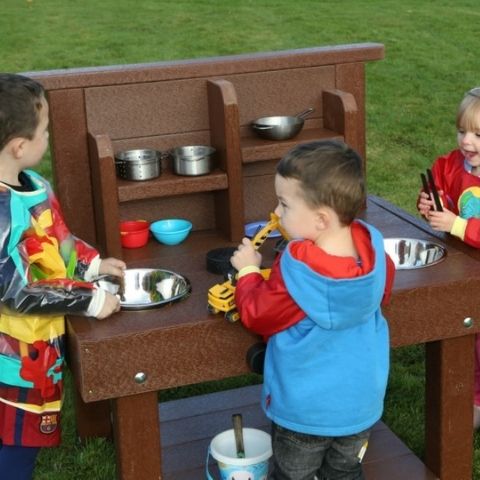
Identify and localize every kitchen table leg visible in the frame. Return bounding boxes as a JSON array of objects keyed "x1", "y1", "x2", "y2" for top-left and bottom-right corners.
[
  {"x1": 425, "y1": 335, "x2": 475, "y2": 480},
  {"x1": 73, "y1": 387, "x2": 112, "y2": 440},
  {"x1": 112, "y1": 392, "x2": 162, "y2": 480}
]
